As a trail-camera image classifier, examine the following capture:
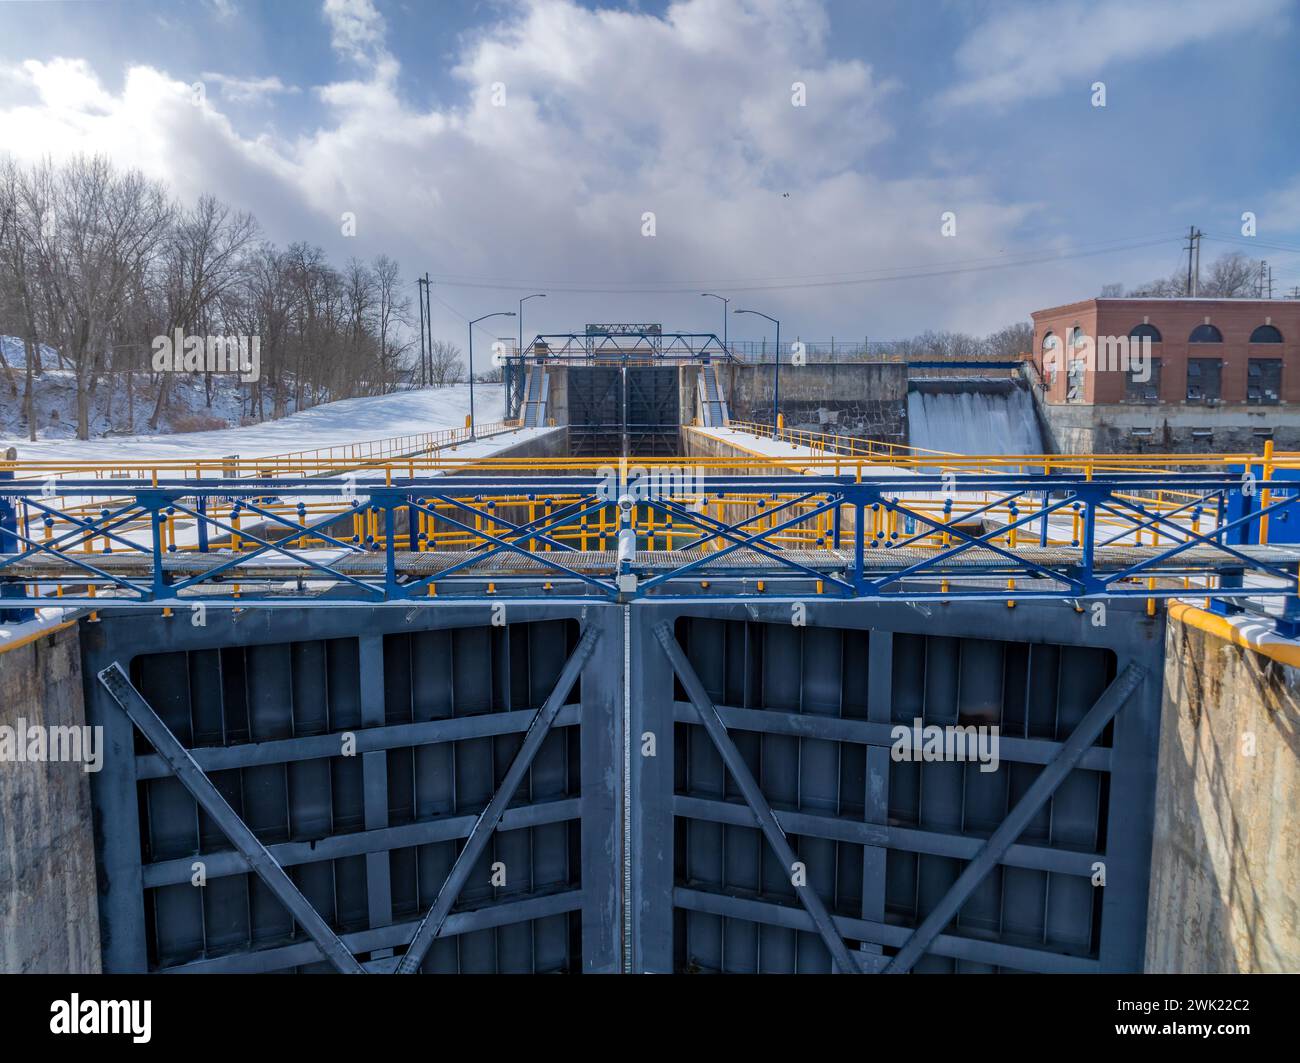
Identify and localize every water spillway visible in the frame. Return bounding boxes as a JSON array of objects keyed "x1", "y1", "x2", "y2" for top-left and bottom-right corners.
[{"x1": 907, "y1": 379, "x2": 1046, "y2": 455}]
